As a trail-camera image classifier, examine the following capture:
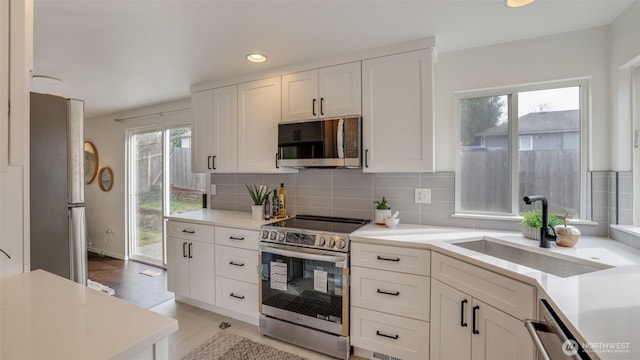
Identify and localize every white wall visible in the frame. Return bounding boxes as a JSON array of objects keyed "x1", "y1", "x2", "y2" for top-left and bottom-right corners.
[
  {"x1": 435, "y1": 26, "x2": 610, "y2": 171},
  {"x1": 84, "y1": 98, "x2": 190, "y2": 259}
]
